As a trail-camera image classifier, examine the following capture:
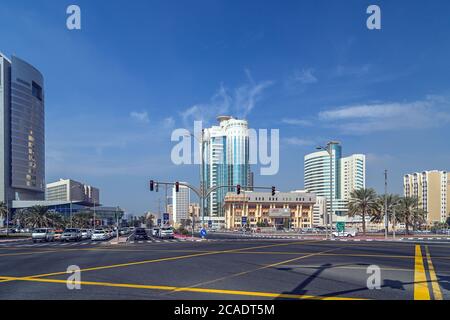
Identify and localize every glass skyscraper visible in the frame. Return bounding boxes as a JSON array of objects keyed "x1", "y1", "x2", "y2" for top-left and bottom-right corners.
[
  {"x1": 0, "y1": 53, "x2": 45, "y2": 206},
  {"x1": 203, "y1": 116, "x2": 250, "y2": 219}
]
